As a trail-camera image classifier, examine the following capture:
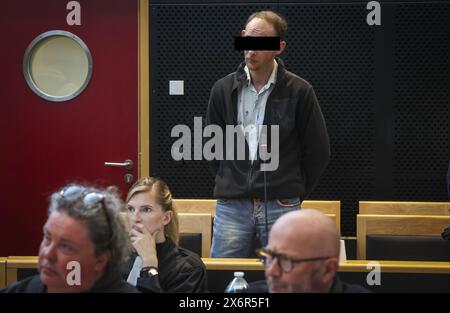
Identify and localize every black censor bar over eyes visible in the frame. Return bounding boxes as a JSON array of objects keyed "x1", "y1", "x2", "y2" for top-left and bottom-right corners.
[{"x1": 234, "y1": 36, "x2": 280, "y2": 51}]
